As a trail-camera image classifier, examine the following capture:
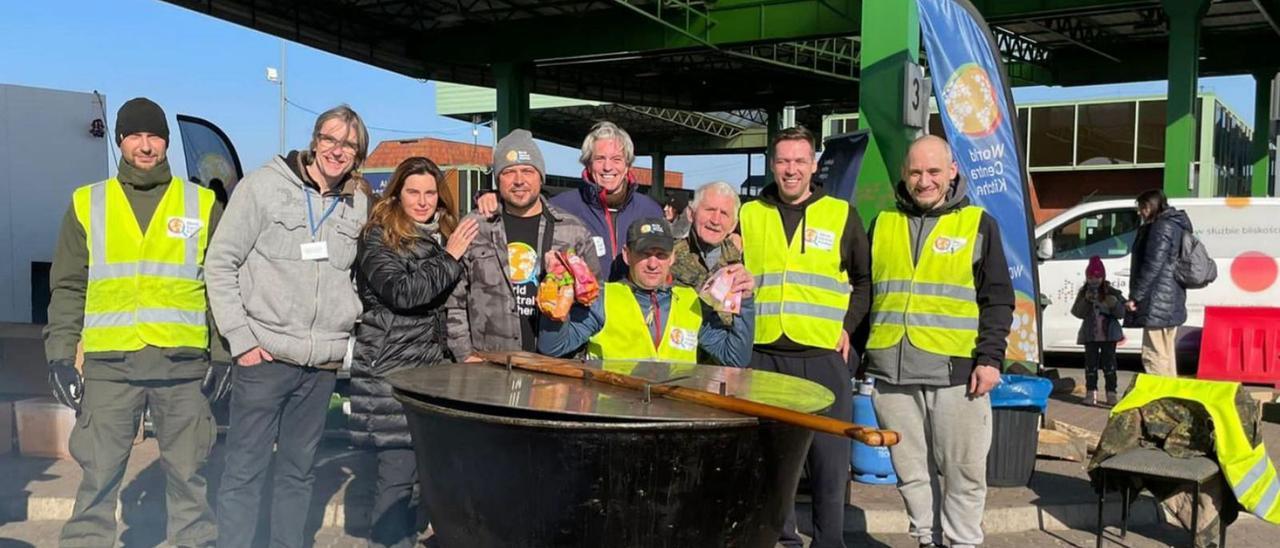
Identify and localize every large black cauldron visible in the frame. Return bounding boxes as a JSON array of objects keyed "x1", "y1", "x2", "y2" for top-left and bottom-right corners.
[{"x1": 389, "y1": 359, "x2": 833, "y2": 548}]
